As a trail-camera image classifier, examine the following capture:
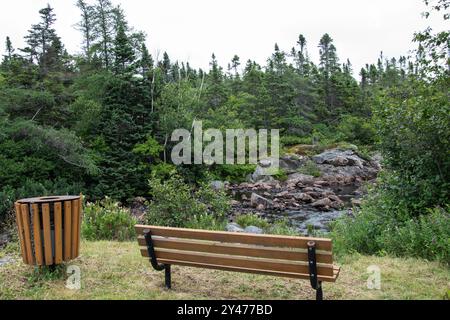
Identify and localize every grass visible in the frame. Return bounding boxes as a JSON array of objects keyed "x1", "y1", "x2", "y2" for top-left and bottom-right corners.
[{"x1": 0, "y1": 241, "x2": 449, "y2": 300}]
